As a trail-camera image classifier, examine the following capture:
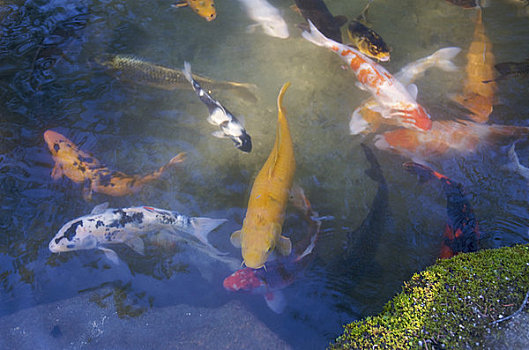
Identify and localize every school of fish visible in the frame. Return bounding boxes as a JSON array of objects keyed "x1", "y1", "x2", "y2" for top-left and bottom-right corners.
[{"x1": 39, "y1": 0, "x2": 529, "y2": 322}]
